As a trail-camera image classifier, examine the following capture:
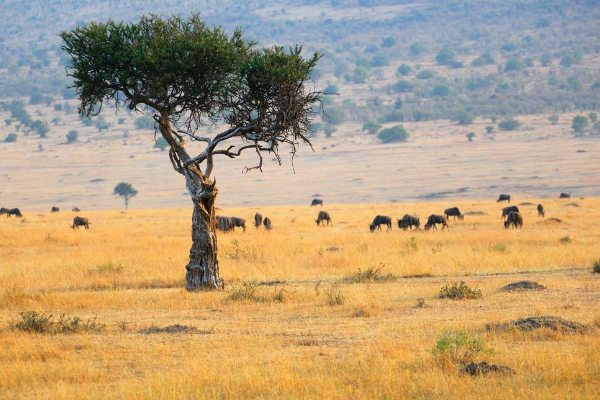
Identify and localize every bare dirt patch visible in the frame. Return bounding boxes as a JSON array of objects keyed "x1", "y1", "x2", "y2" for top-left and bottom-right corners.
[{"x1": 487, "y1": 316, "x2": 590, "y2": 334}]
